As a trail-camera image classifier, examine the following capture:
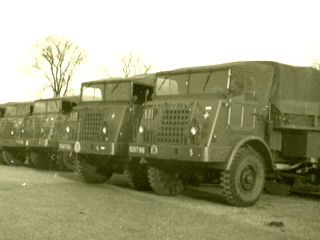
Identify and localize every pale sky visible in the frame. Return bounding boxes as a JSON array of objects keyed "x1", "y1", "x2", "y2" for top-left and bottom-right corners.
[{"x1": 1, "y1": 0, "x2": 320, "y2": 103}]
